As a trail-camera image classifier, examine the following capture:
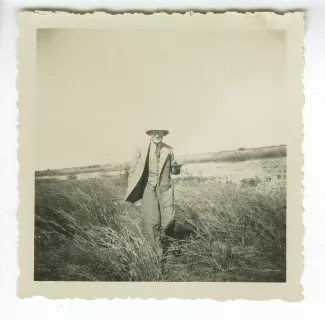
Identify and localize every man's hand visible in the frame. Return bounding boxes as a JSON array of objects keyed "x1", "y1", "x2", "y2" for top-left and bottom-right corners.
[
  {"x1": 174, "y1": 162, "x2": 183, "y2": 169},
  {"x1": 171, "y1": 163, "x2": 183, "y2": 175}
]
